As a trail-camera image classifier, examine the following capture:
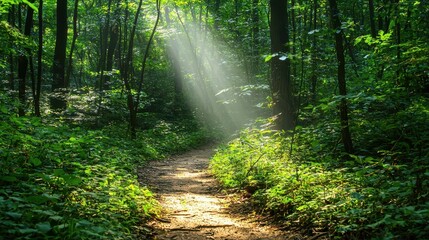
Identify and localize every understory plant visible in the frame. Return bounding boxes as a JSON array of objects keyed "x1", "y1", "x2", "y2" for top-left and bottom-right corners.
[
  {"x1": 210, "y1": 93, "x2": 429, "y2": 239},
  {"x1": 0, "y1": 105, "x2": 210, "y2": 239}
]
